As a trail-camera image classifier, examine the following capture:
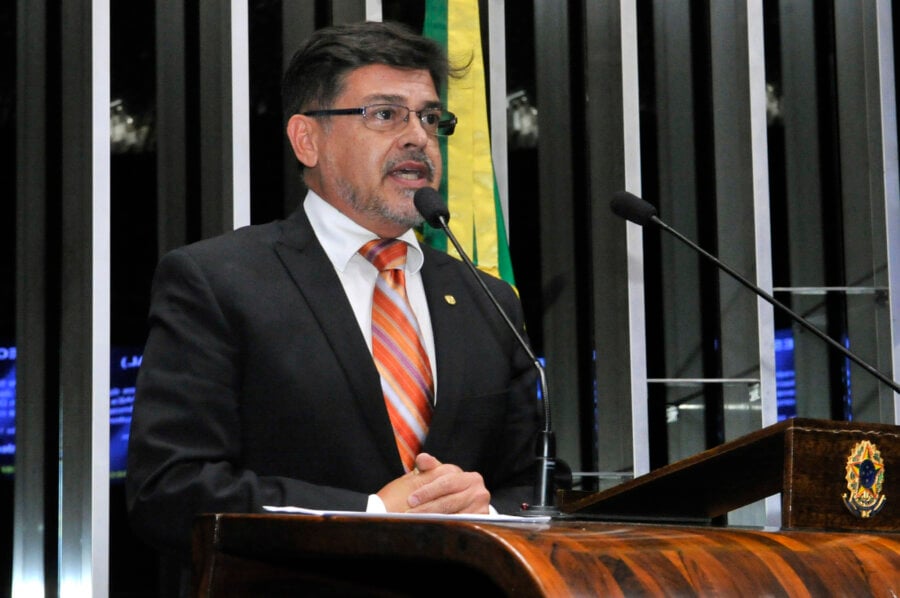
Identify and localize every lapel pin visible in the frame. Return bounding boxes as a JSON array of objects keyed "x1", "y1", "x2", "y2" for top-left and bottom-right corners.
[{"x1": 444, "y1": 294, "x2": 456, "y2": 305}]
